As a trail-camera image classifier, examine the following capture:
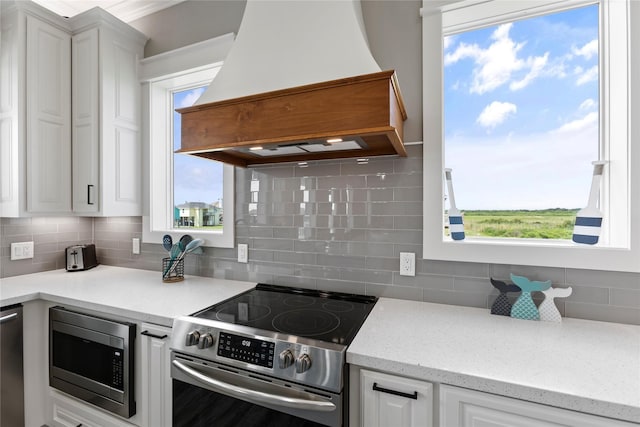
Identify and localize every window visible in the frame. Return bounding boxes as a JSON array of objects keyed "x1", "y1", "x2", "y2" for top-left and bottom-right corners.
[
  {"x1": 140, "y1": 34, "x2": 235, "y2": 248},
  {"x1": 172, "y1": 86, "x2": 224, "y2": 231},
  {"x1": 422, "y1": 0, "x2": 639, "y2": 272},
  {"x1": 444, "y1": 5, "x2": 598, "y2": 240}
]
